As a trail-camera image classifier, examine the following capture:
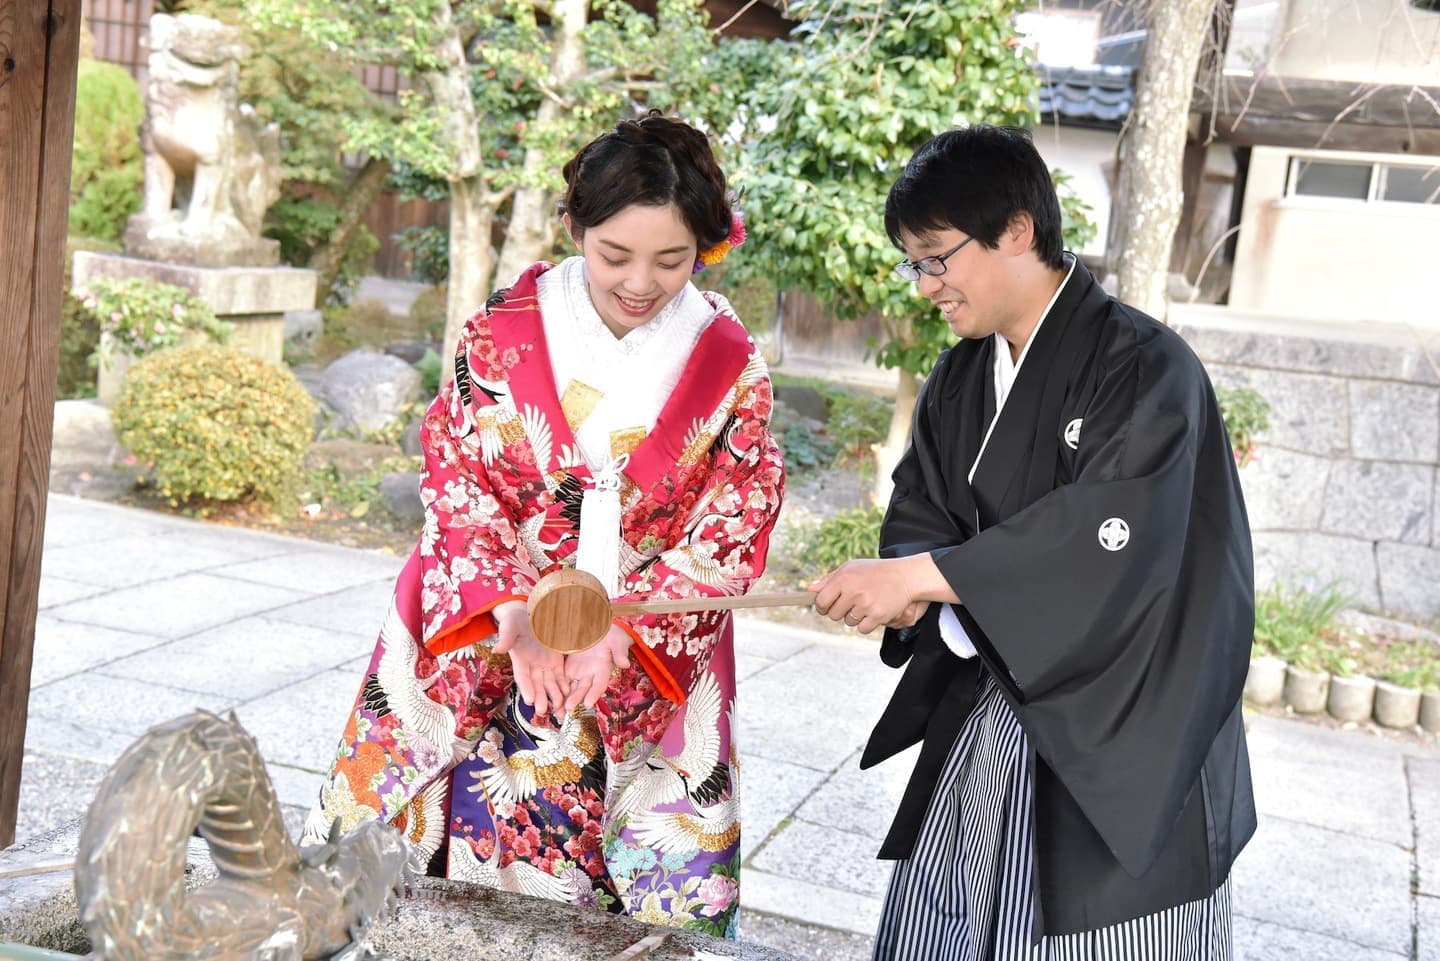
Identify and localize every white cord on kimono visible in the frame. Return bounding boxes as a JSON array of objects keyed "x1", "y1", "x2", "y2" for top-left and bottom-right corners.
[{"x1": 575, "y1": 453, "x2": 629, "y2": 598}]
